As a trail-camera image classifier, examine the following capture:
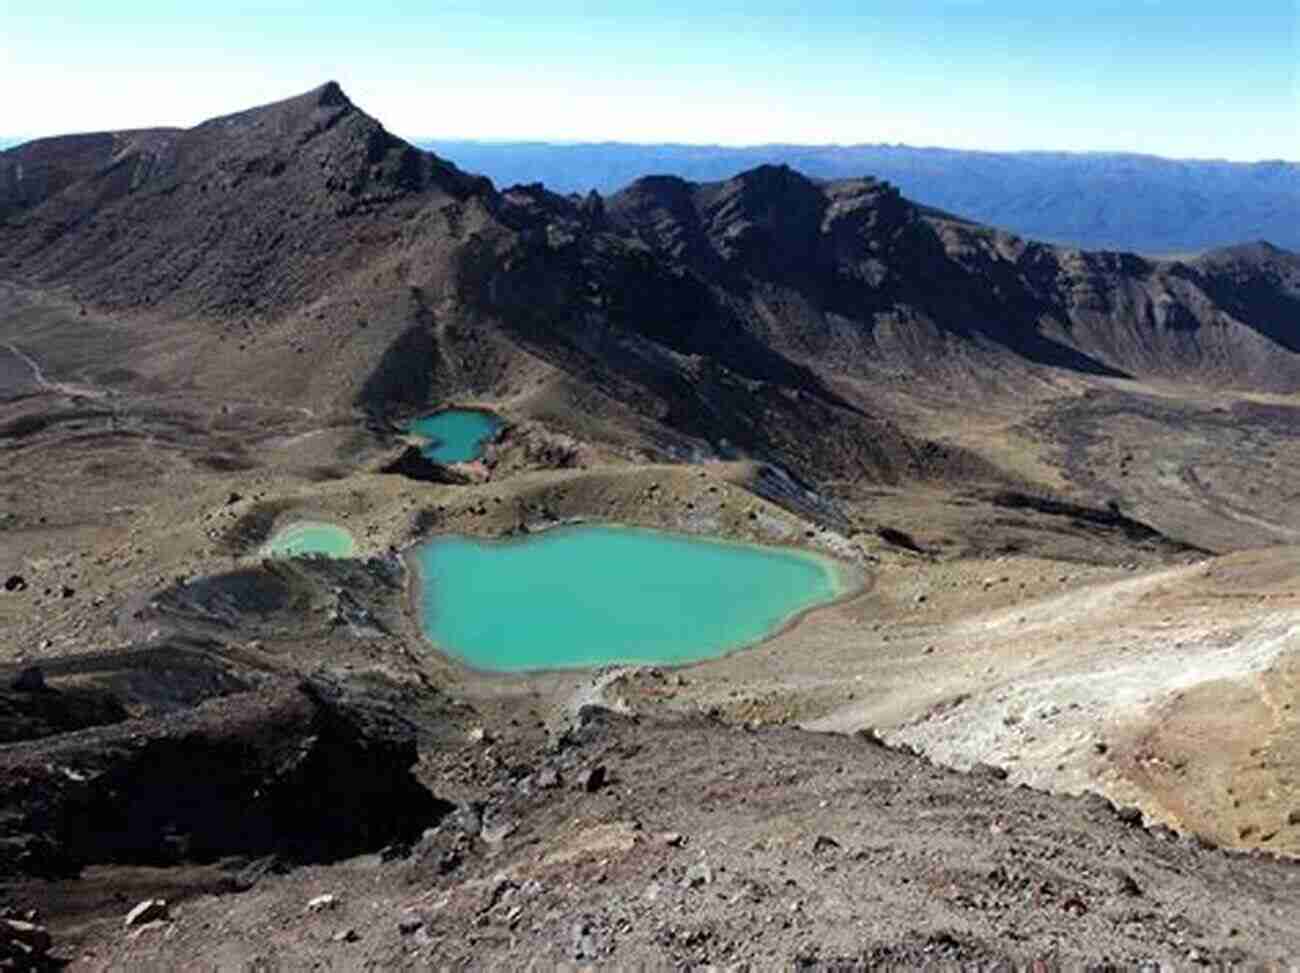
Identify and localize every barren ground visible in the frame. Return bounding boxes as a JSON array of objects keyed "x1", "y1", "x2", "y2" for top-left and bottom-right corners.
[{"x1": 3, "y1": 281, "x2": 1299, "y2": 967}]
